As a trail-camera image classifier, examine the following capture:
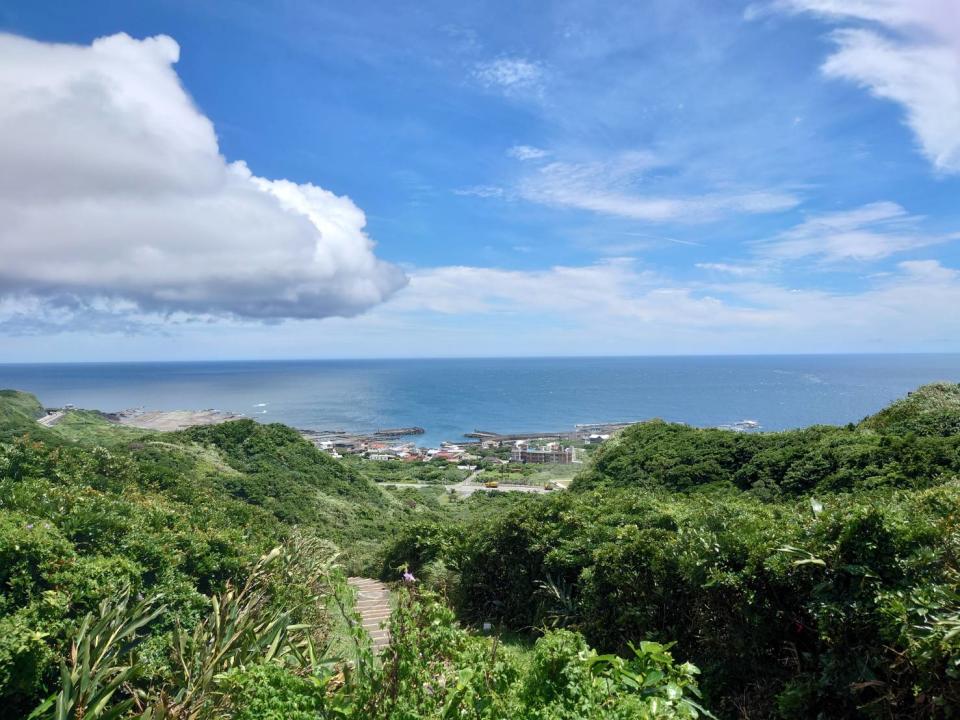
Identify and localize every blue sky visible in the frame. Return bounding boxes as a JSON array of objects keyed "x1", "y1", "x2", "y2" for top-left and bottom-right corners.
[{"x1": 1, "y1": 0, "x2": 959, "y2": 360}]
